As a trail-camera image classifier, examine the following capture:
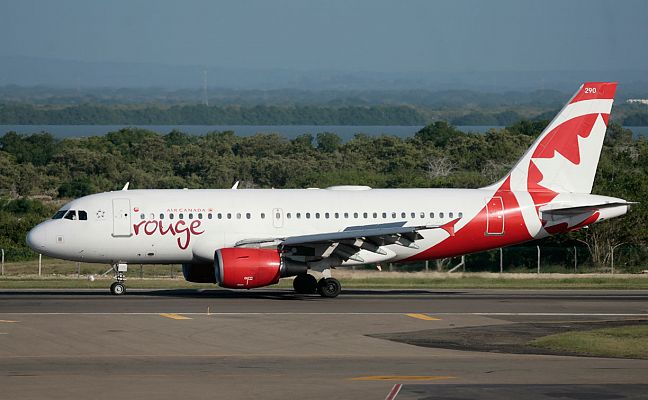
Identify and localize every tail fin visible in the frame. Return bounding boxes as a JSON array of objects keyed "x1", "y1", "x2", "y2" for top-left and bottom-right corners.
[{"x1": 491, "y1": 82, "x2": 617, "y2": 195}]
